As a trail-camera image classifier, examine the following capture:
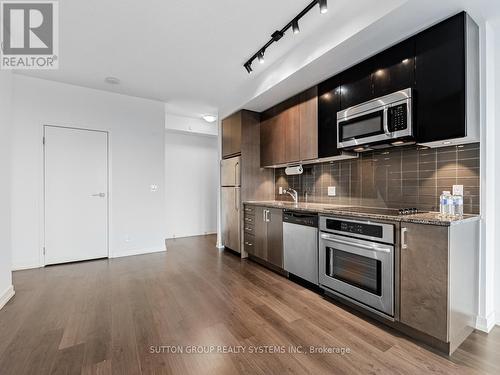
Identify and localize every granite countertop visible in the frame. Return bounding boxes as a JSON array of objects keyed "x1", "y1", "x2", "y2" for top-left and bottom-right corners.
[{"x1": 243, "y1": 201, "x2": 480, "y2": 226}]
